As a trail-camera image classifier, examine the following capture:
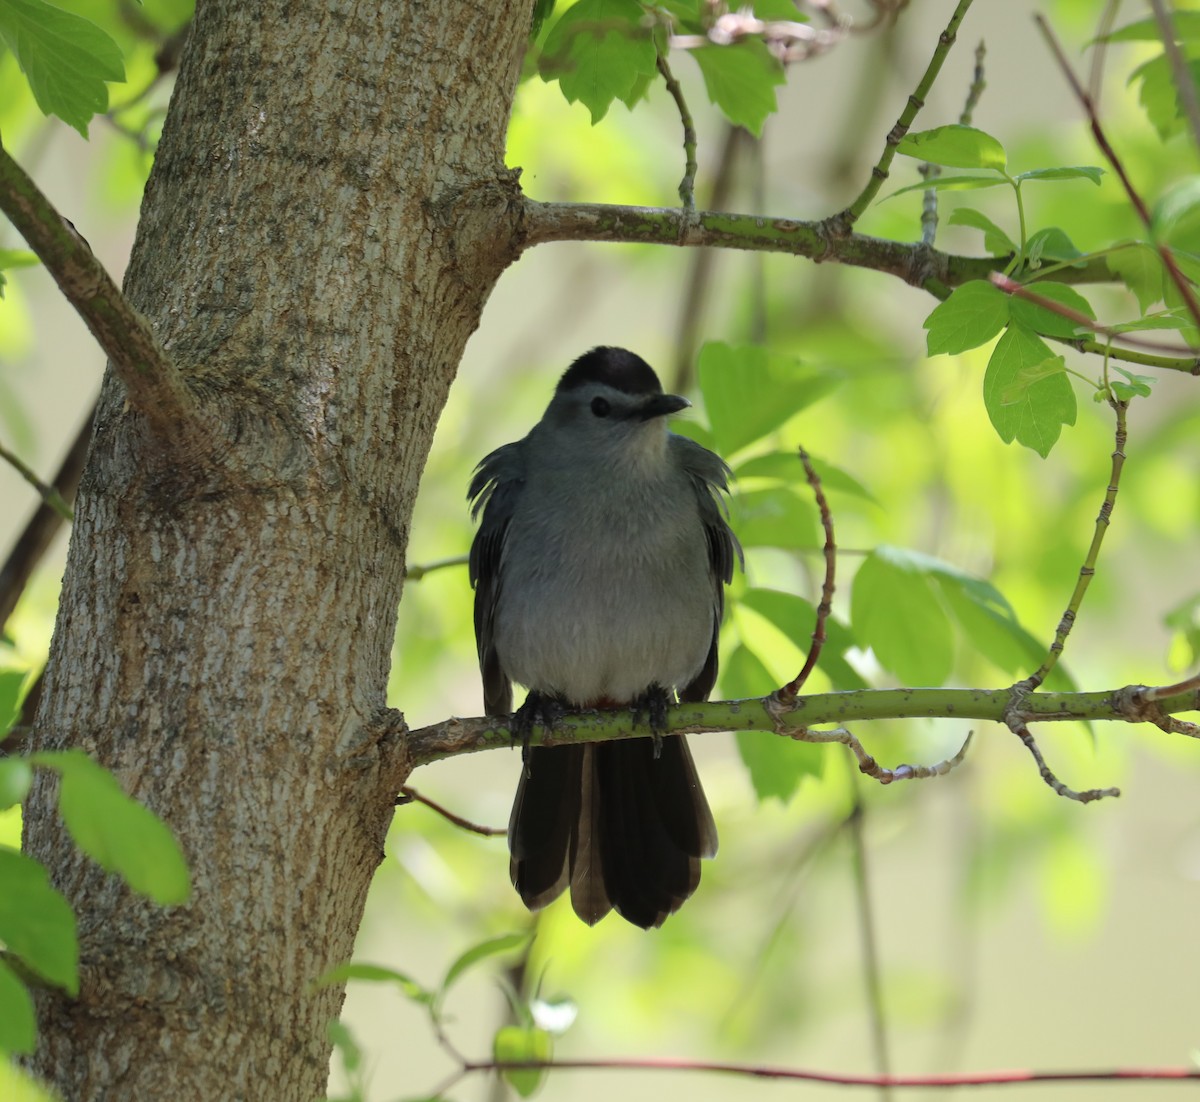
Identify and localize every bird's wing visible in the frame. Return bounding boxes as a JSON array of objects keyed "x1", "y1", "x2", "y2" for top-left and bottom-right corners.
[
  {"x1": 468, "y1": 442, "x2": 526, "y2": 716},
  {"x1": 672, "y1": 436, "x2": 742, "y2": 703}
]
